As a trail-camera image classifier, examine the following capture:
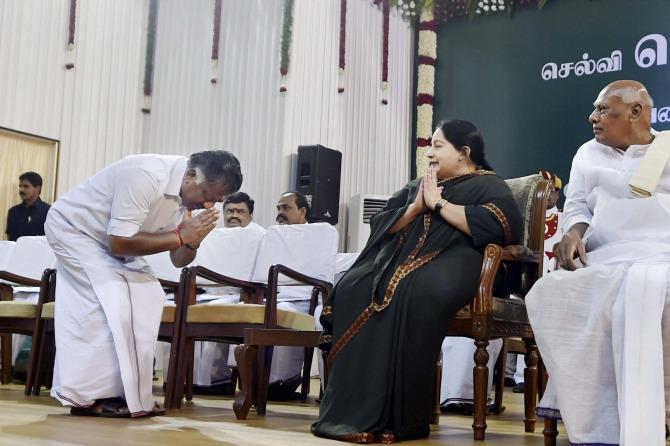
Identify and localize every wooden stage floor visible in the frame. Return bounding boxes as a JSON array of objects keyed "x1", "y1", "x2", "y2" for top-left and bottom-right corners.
[{"x1": 0, "y1": 380, "x2": 570, "y2": 445}]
